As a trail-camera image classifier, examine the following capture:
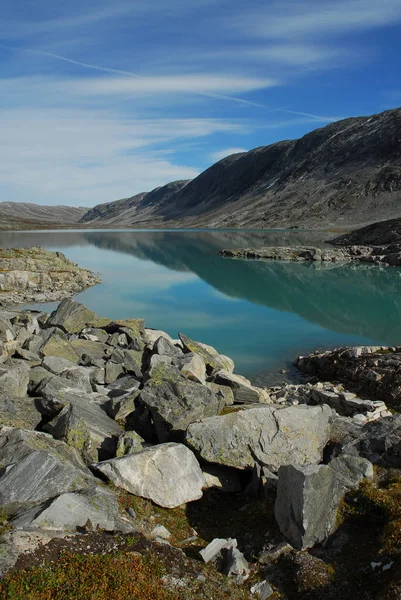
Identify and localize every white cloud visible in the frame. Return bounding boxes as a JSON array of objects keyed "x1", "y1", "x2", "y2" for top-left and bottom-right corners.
[
  {"x1": 209, "y1": 147, "x2": 248, "y2": 162},
  {"x1": 73, "y1": 74, "x2": 278, "y2": 96},
  {"x1": 0, "y1": 105, "x2": 247, "y2": 205},
  {"x1": 231, "y1": 0, "x2": 401, "y2": 40}
]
